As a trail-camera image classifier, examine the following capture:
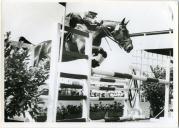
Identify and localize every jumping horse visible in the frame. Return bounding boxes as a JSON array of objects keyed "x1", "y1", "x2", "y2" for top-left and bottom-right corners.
[
  {"x1": 17, "y1": 13, "x2": 133, "y2": 68},
  {"x1": 63, "y1": 13, "x2": 133, "y2": 67}
]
